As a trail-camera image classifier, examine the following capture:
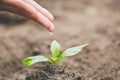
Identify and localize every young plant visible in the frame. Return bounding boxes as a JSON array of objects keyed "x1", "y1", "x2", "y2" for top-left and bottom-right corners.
[{"x1": 22, "y1": 40, "x2": 88, "y2": 66}]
